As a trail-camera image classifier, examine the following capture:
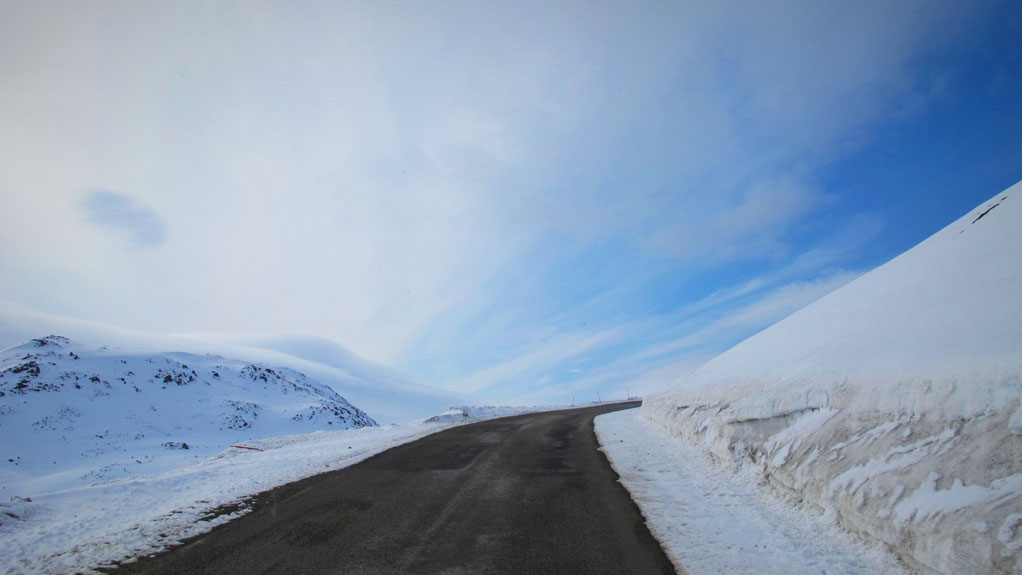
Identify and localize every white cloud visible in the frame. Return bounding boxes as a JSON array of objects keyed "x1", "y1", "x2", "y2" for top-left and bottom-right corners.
[
  {"x1": 0, "y1": 0, "x2": 989, "y2": 396},
  {"x1": 442, "y1": 326, "x2": 627, "y2": 395},
  {"x1": 636, "y1": 271, "x2": 864, "y2": 364},
  {"x1": 440, "y1": 265, "x2": 863, "y2": 404}
]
